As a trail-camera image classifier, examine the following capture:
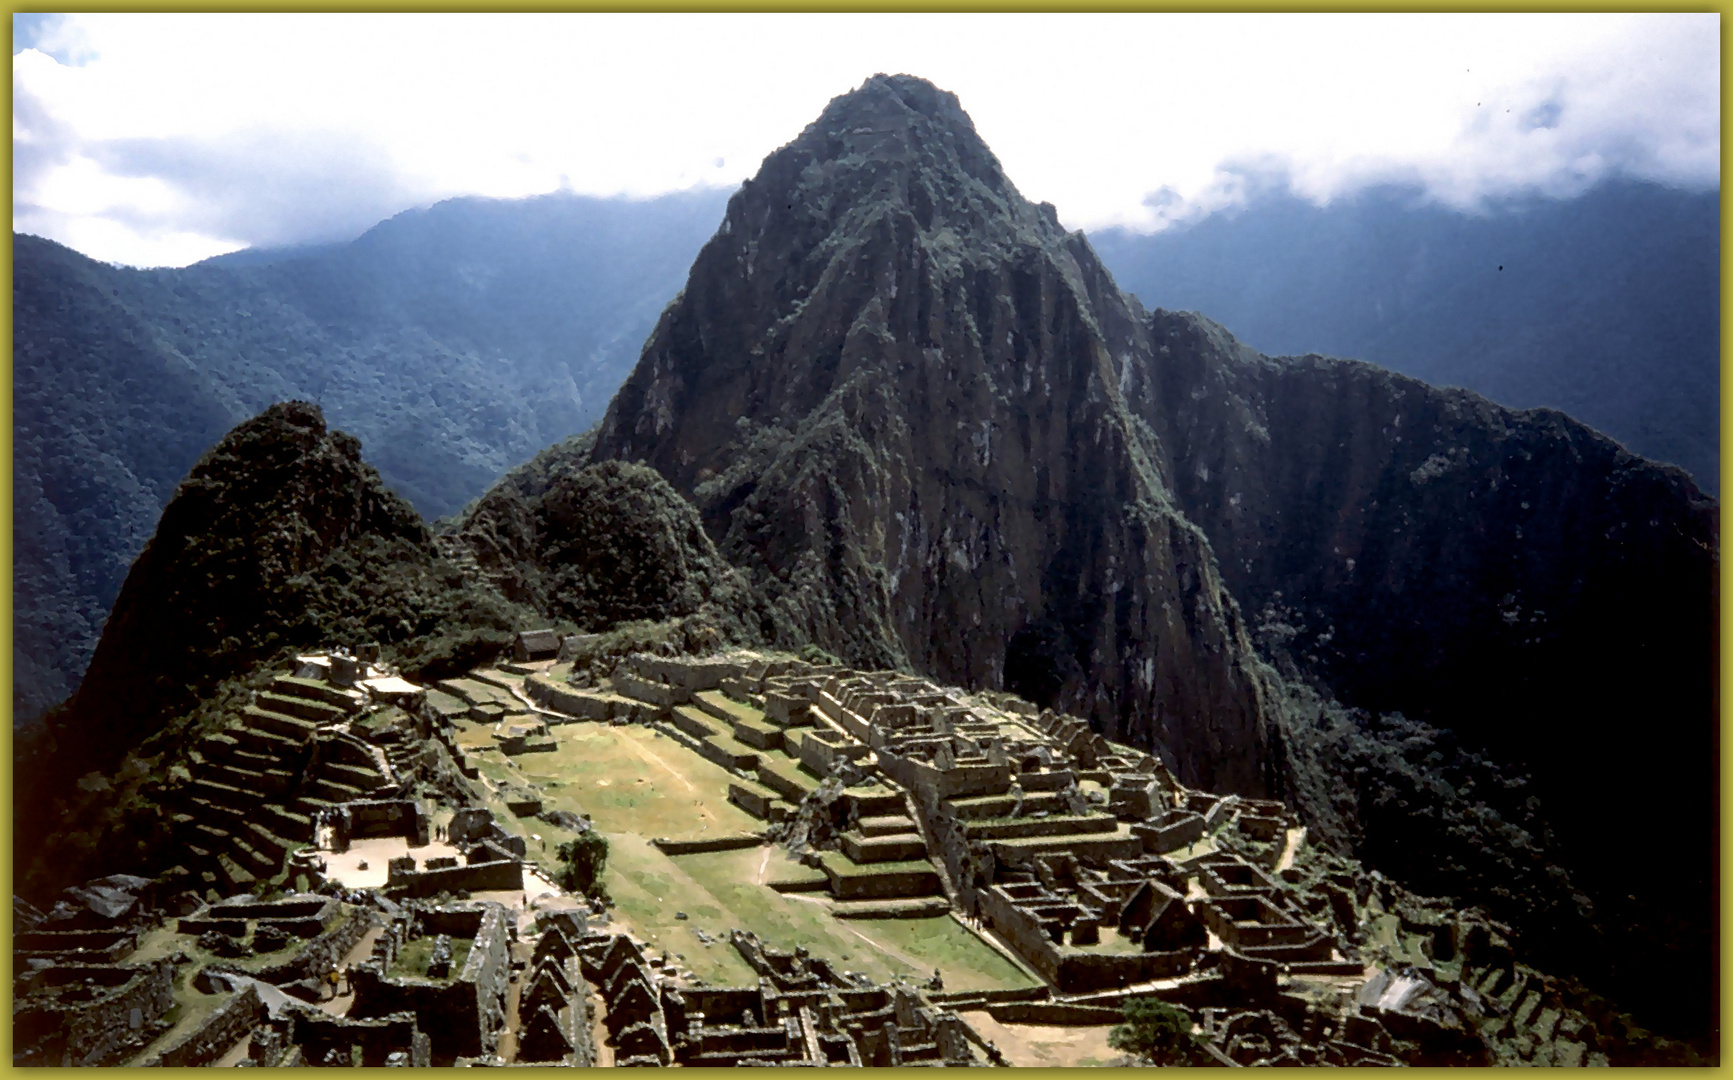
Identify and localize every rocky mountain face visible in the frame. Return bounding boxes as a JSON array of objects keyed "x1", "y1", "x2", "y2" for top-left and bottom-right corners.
[
  {"x1": 1090, "y1": 180, "x2": 1721, "y2": 492},
  {"x1": 578, "y1": 74, "x2": 1717, "y2": 1036},
  {"x1": 12, "y1": 188, "x2": 726, "y2": 722},
  {"x1": 1135, "y1": 312, "x2": 1717, "y2": 1030},
  {"x1": 589, "y1": 74, "x2": 1277, "y2": 798}
]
